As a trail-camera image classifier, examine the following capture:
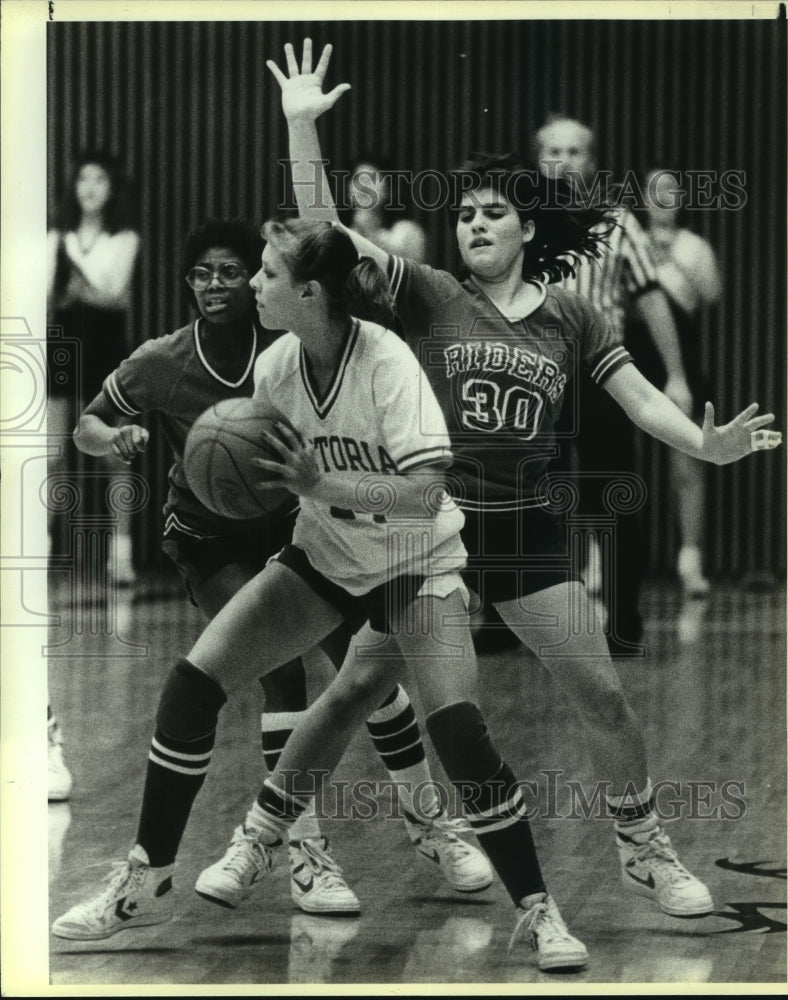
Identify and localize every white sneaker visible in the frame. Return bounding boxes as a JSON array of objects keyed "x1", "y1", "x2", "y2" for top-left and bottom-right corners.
[
  {"x1": 51, "y1": 844, "x2": 174, "y2": 940},
  {"x1": 617, "y1": 825, "x2": 714, "y2": 917},
  {"x1": 289, "y1": 838, "x2": 360, "y2": 915},
  {"x1": 677, "y1": 547, "x2": 710, "y2": 597},
  {"x1": 195, "y1": 825, "x2": 273, "y2": 909},
  {"x1": 408, "y1": 815, "x2": 494, "y2": 893},
  {"x1": 48, "y1": 721, "x2": 73, "y2": 802},
  {"x1": 508, "y1": 893, "x2": 588, "y2": 971}
]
